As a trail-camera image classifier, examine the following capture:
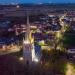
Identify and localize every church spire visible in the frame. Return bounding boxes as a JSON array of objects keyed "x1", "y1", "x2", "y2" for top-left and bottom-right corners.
[{"x1": 26, "y1": 13, "x2": 30, "y2": 41}]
